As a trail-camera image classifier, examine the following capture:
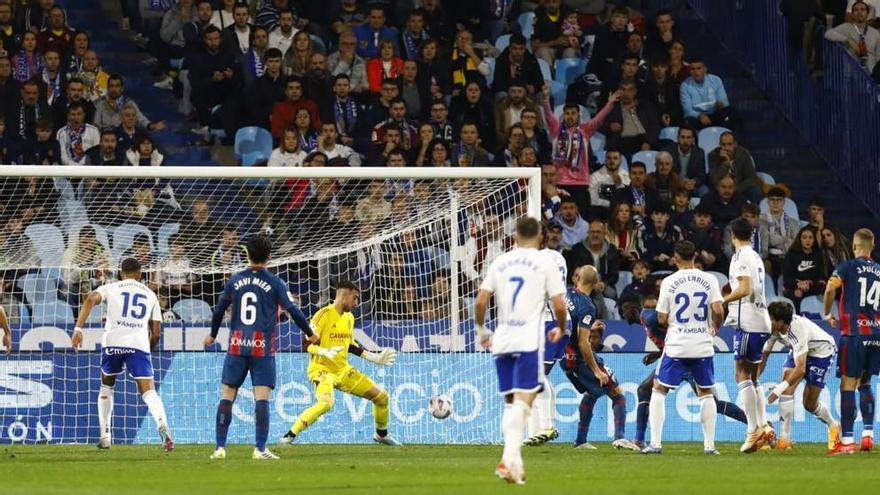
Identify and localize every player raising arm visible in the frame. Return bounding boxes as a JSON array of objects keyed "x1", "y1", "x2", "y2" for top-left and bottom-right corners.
[
  {"x1": 1, "y1": 305, "x2": 11, "y2": 354},
  {"x1": 204, "y1": 235, "x2": 318, "y2": 460},
  {"x1": 823, "y1": 228, "x2": 879, "y2": 455},
  {"x1": 280, "y1": 281, "x2": 400, "y2": 446},
  {"x1": 70, "y1": 257, "x2": 173, "y2": 451},
  {"x1": 474, "y1": 217, "x2": 567, "y2": 485},
  {"x1": 759, "y1": 301, "x2": 839, "y2": 450}
]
